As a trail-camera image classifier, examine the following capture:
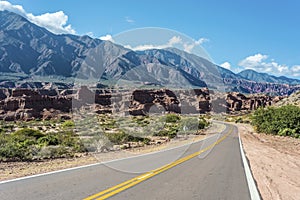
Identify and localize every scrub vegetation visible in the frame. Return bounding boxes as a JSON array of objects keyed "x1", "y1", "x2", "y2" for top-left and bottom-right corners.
[
  {"x1": 0, "y1": 114, "x2": 209, "y2": 161},
  {"x1": 251, "y1": 105, "x2": 300, "y2": 138}
]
